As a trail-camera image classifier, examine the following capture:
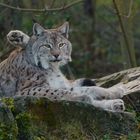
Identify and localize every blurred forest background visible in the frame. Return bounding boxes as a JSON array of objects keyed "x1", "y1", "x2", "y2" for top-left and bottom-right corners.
[{"x1": 0, "y1": 0, "x2": 140, "y2": 79}]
